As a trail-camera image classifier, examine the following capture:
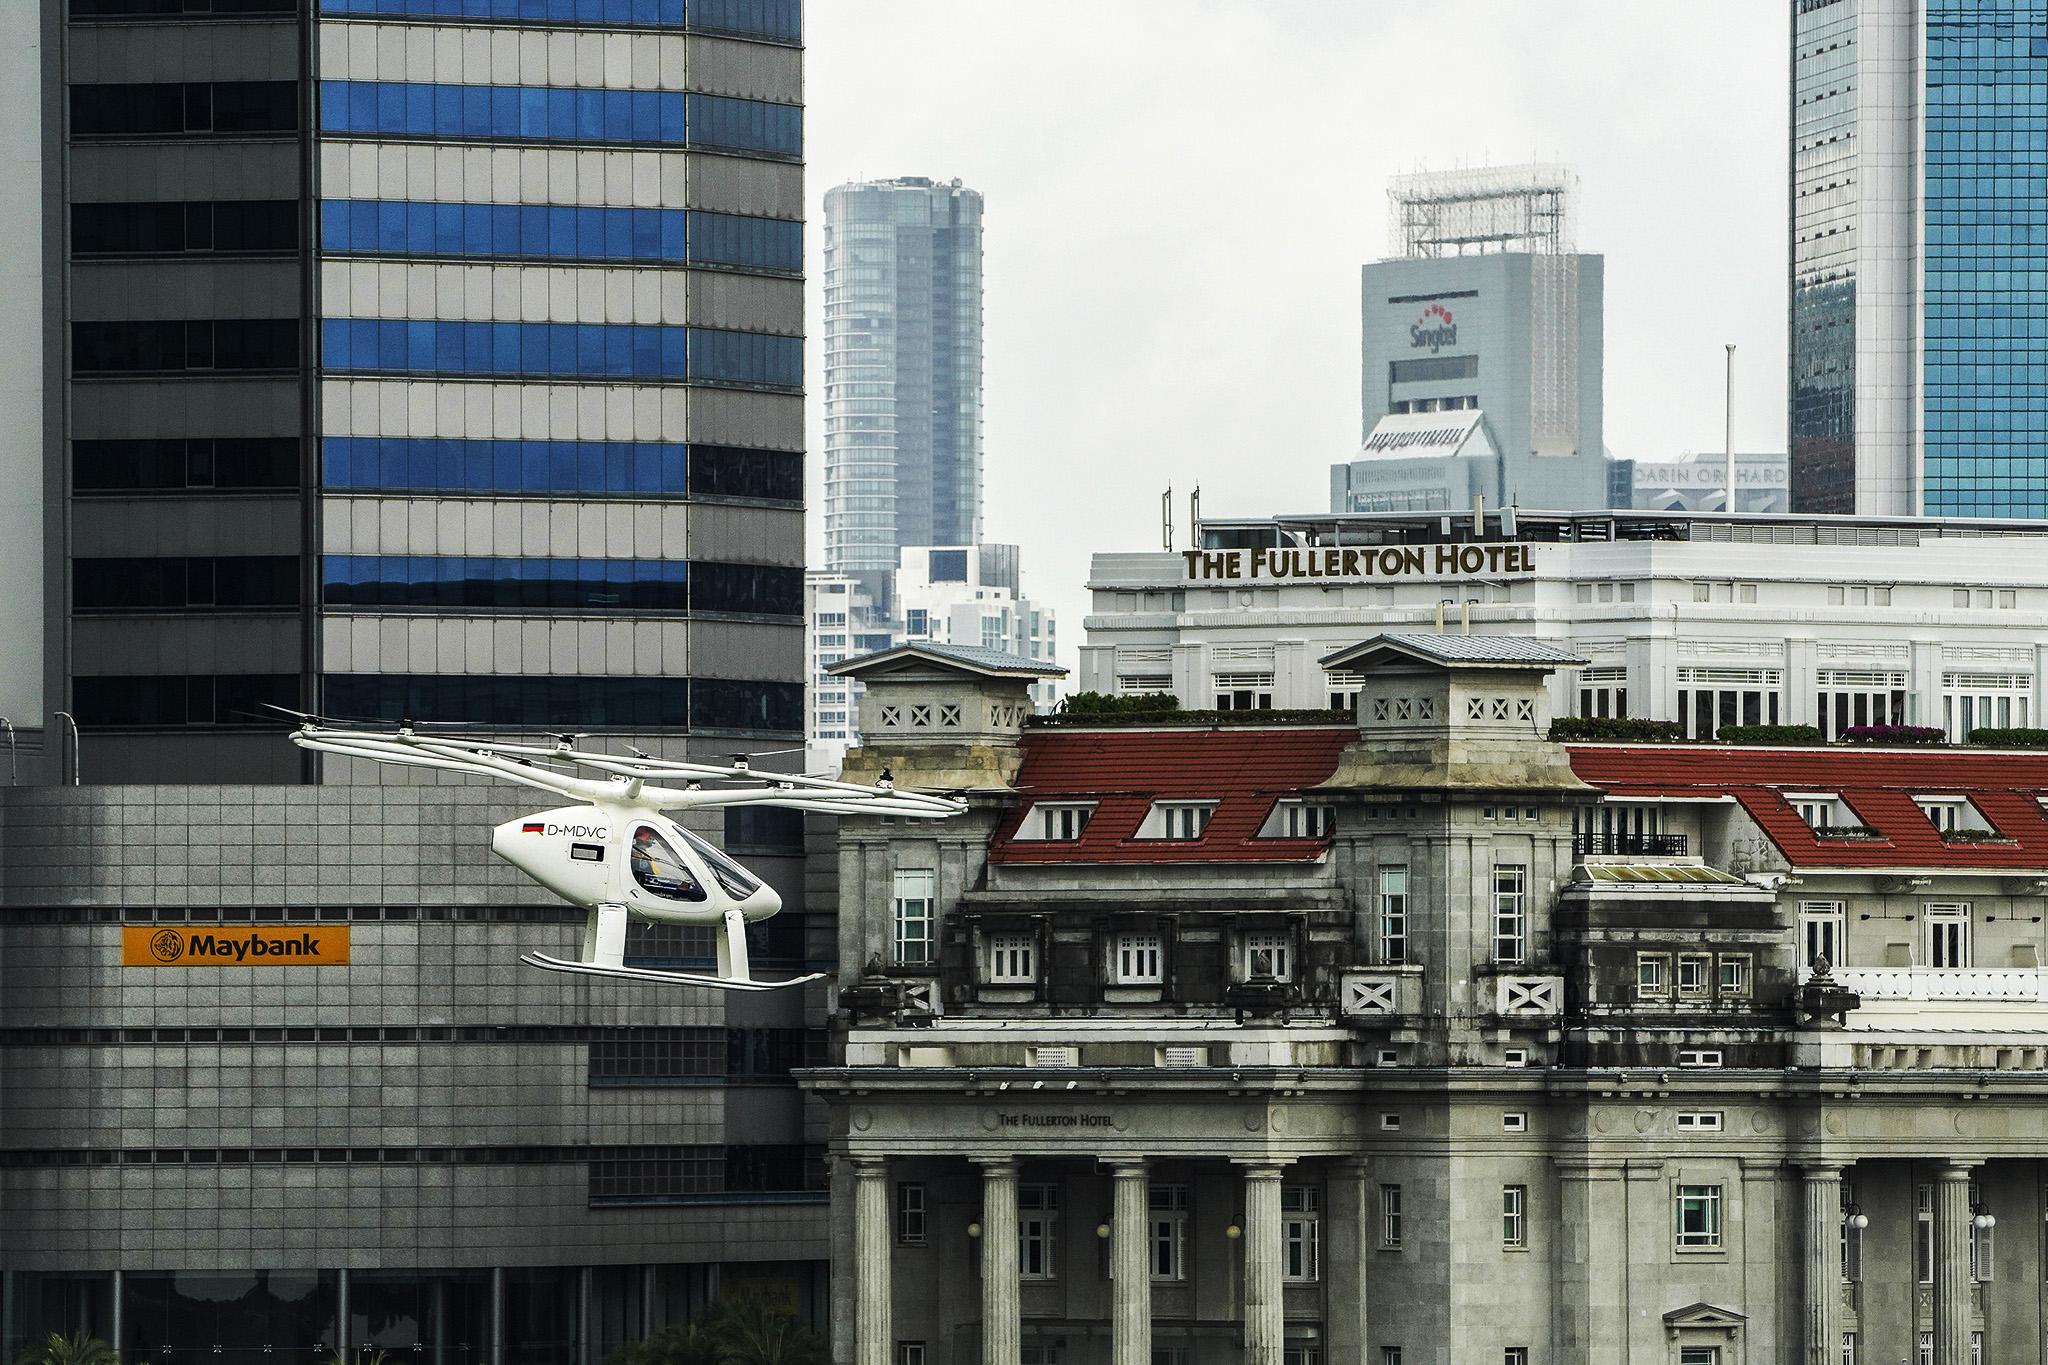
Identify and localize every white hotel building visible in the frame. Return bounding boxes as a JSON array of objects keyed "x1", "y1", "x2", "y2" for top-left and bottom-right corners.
[{"x1": 1080, "y1": 509, "x2": 2048, "y2": 742}]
